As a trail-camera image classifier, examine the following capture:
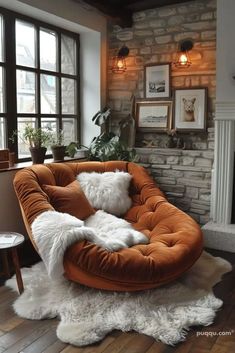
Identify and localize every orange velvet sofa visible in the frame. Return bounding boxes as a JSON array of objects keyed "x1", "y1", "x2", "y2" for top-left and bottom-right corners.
[{"x1": 14, "y1": 161, "x2": 203, "y2": 291}]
